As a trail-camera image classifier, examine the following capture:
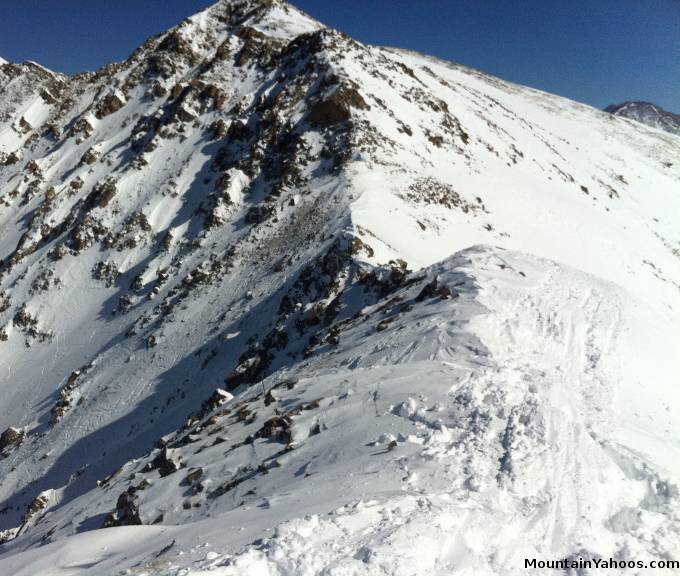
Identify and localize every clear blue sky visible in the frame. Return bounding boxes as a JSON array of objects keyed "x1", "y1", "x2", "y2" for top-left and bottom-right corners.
[{"x1": 1, "y1": 0, "x2": 678, "y2": 112}]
